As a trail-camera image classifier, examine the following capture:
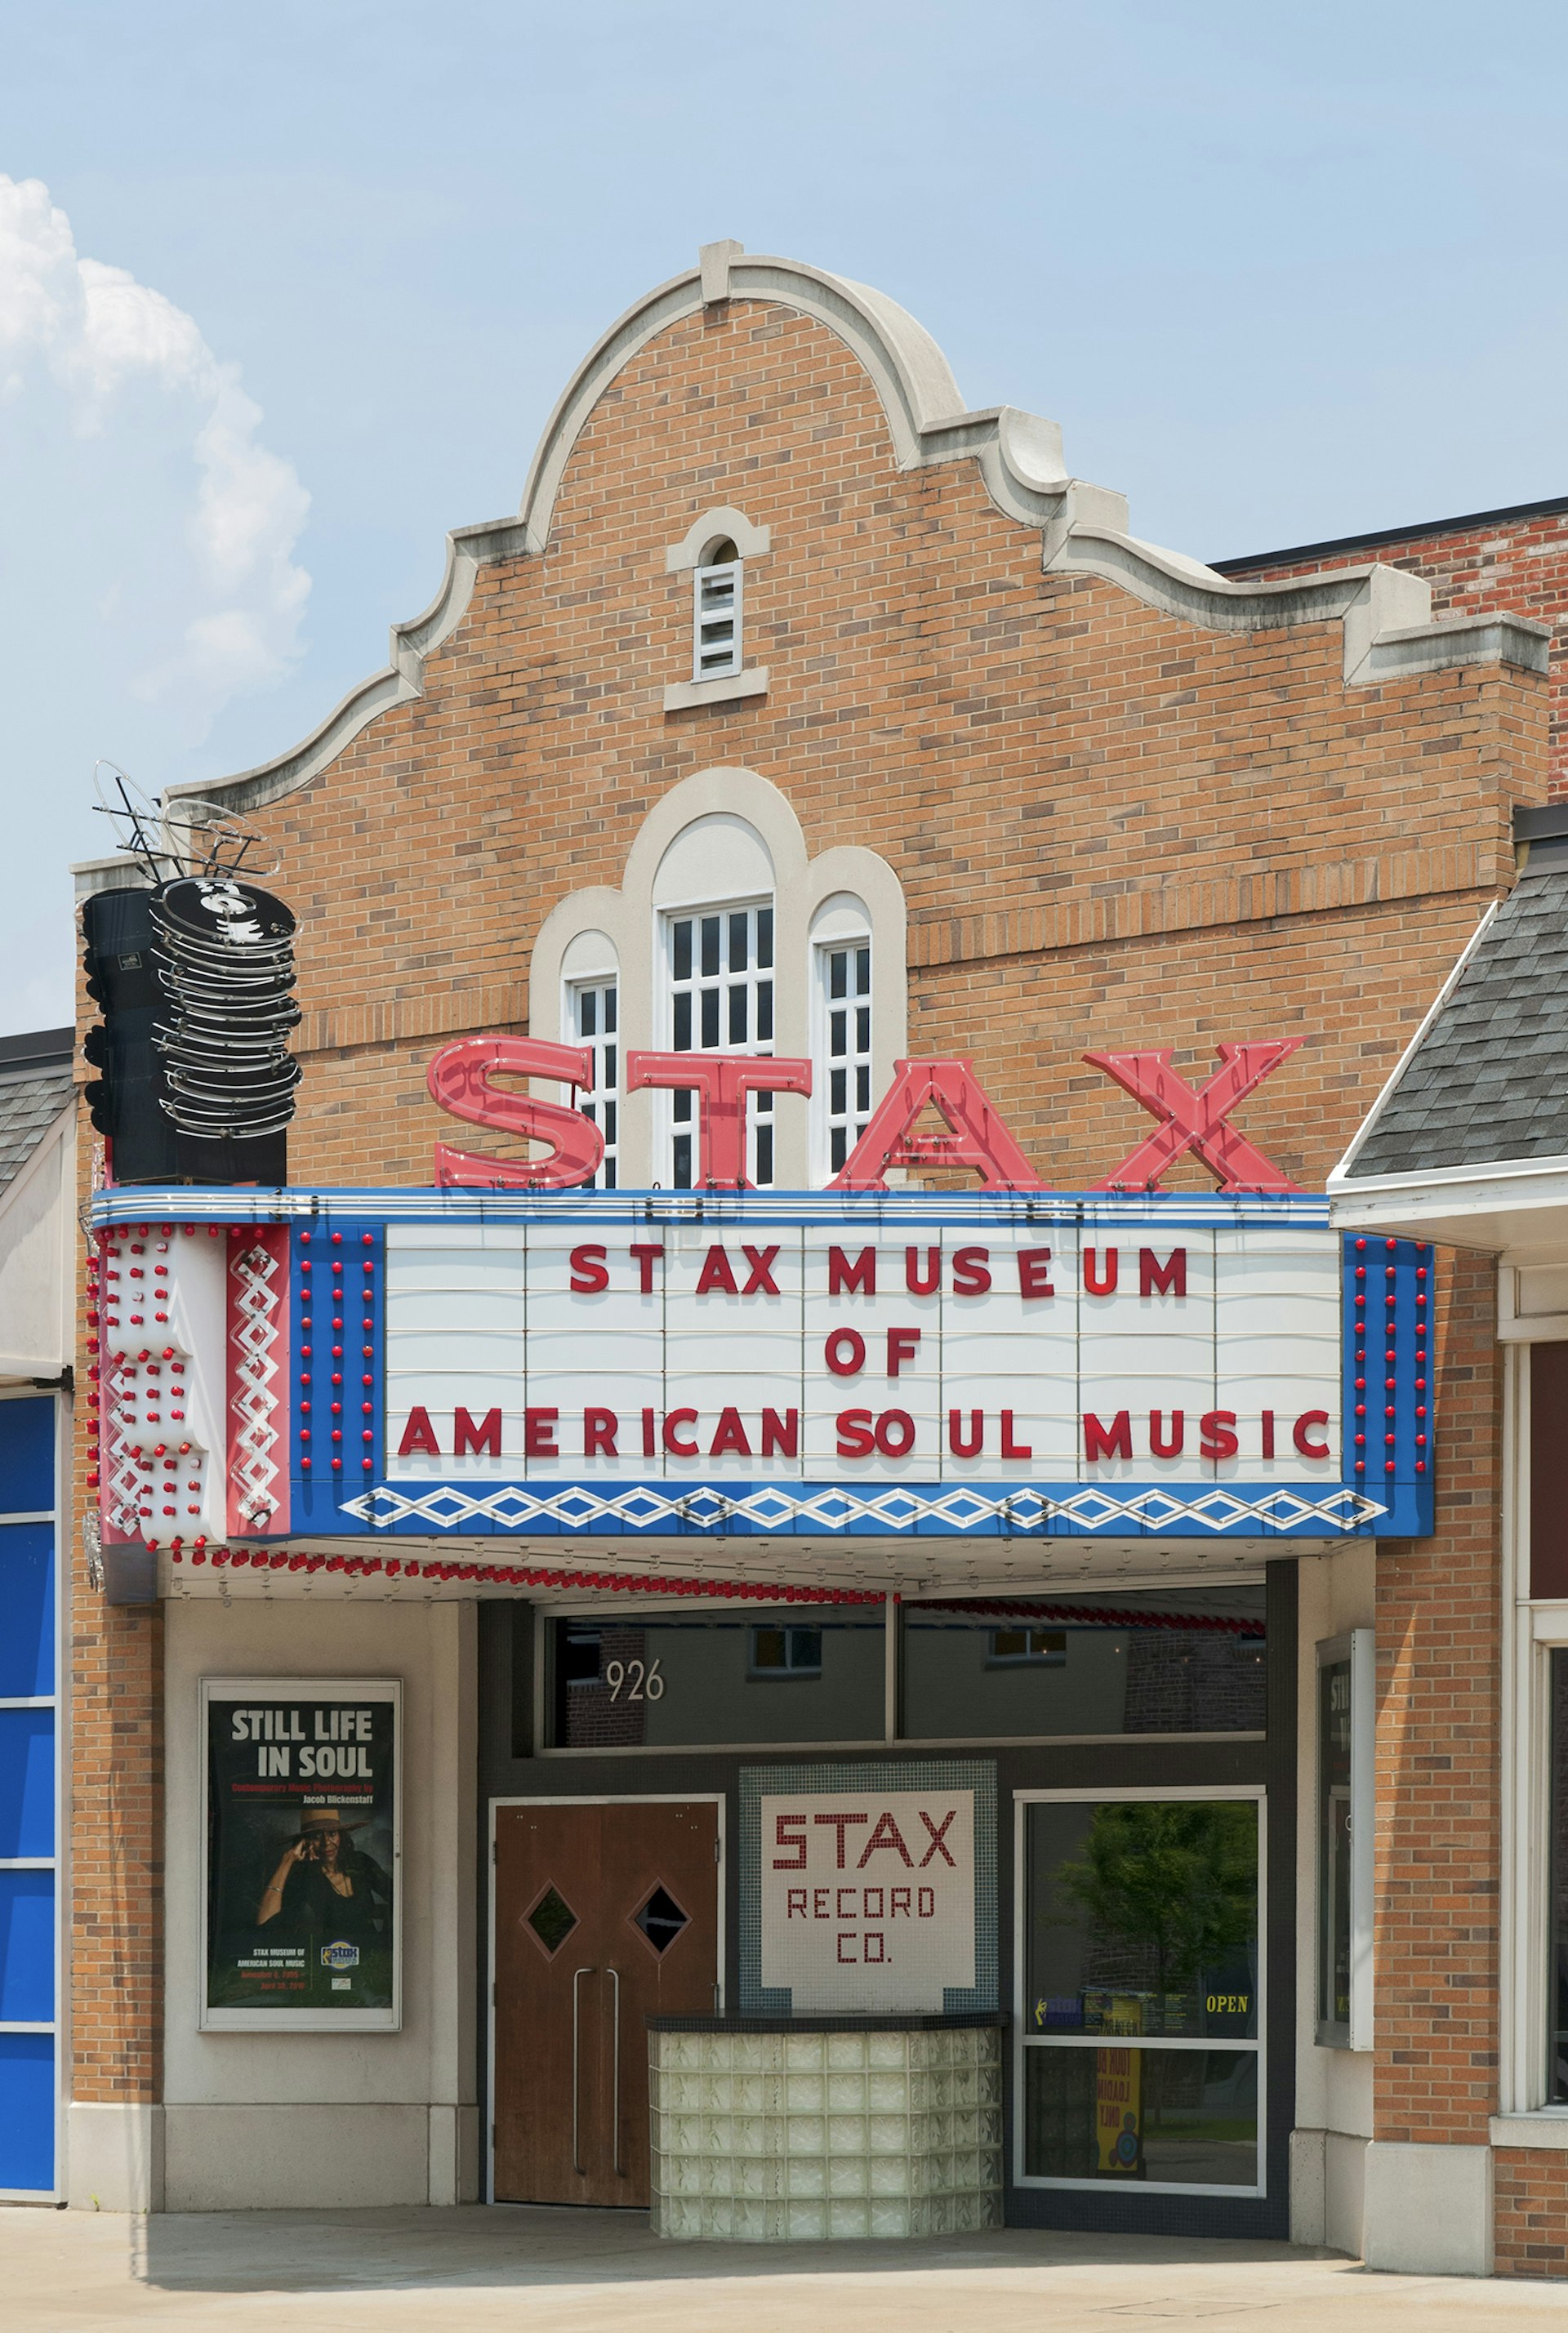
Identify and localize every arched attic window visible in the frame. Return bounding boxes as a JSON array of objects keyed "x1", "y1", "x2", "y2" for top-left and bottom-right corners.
[
  {"x1": 693, "y1": 536, "x2": 742, "y2": 682},
  {"x1": 665, "y1": 508, "x2": 769, "y2": 699}
]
